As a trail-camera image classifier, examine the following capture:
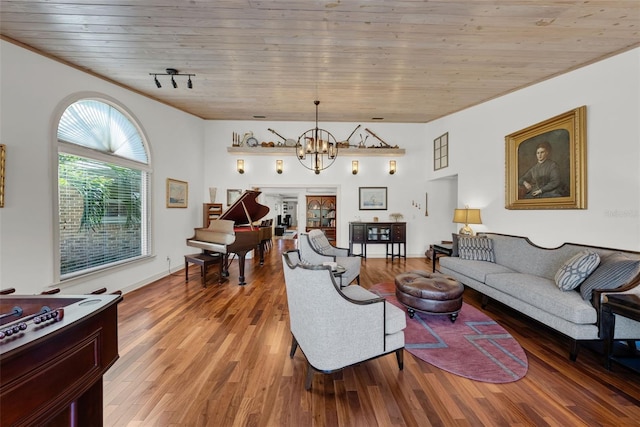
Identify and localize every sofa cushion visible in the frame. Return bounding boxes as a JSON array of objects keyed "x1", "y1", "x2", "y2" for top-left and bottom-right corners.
[
  {"x1": 555, "y1": 250, "x2": 600, "y2": 291},
  {"x1": 485, "y1": 272, "x2": 597, "y2": 324},
  {"x1": 580, "y1": 252, "x2": 640, "y2": 301},
  {"x1": 458, "y1": 236, "x2": 495, "y2": 262},
  {"x1": 485, "y1": 234, "x2": 589, "y2": 280},
  {"x1": 439, "y1": 257, "x2": 514, "y2": 283}
]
